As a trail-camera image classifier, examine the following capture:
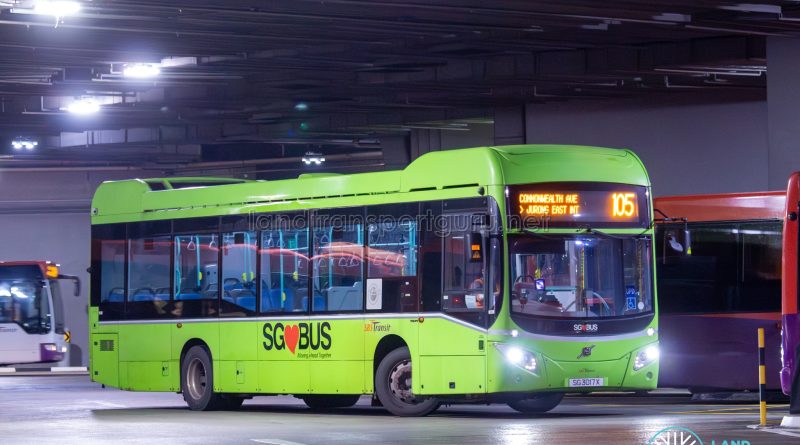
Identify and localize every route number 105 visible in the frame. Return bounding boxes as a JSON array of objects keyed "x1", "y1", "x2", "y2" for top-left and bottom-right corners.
[{"x1": 612, "y1": 193, "x2": 636, "y2": 218}]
